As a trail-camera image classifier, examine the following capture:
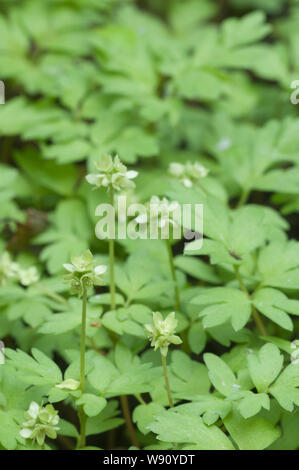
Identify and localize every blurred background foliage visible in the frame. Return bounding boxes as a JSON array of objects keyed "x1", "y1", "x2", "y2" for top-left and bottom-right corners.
[{"x1": 0, "y1": 0, "x2": 299, "y2": 333}]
